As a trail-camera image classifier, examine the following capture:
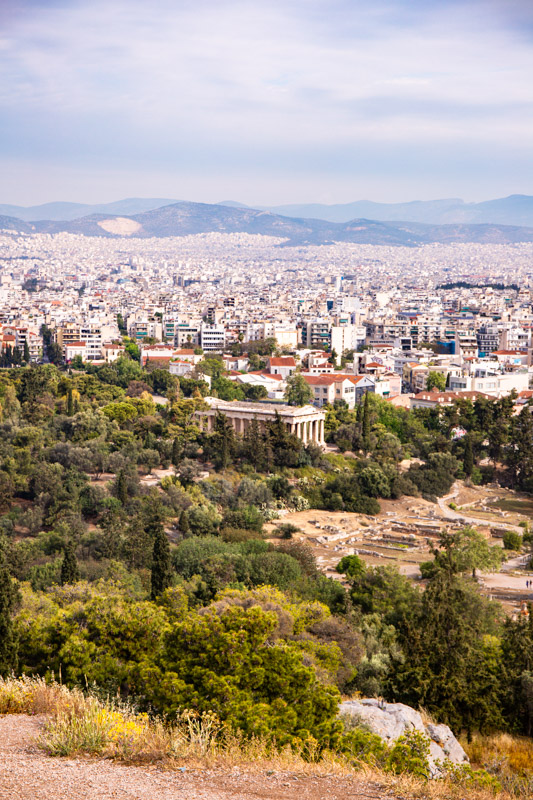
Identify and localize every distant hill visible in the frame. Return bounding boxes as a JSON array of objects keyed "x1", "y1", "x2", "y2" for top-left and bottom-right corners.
[
  {"x1": 0, "y1": 198, "x2": 180, "y2": 222},
  {"x1": 0, "y1": 215, "x2": 35, "y2": 233},
  {"x1": 5, "y1": 194, "x2": 533, "y2": 227},
  {"x1": 5, "y1": 201, "x2": 532, "y2": 246},
  {"x1": 216, "y1": 200, "x2": 251, "y2": 208},
  {"x1": 264, "y1": 195, "x2": 533, "y2": 227}
]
